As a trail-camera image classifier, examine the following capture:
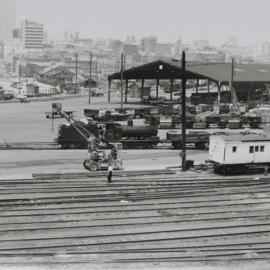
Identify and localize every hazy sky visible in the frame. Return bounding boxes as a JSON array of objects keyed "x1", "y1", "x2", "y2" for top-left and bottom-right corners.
[{"x1": 15, "y1": 0, "x2": 270, "y2": 44}]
